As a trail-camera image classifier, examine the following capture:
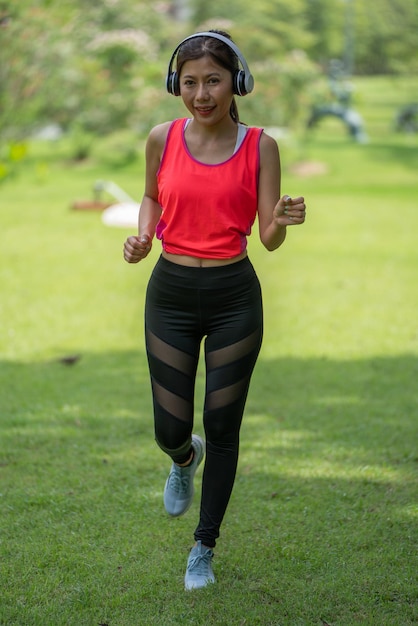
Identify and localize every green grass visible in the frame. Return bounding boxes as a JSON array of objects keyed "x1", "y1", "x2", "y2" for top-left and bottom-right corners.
[{"x1": 1, "y1": 75, "x2": 417, "y2": 625}]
